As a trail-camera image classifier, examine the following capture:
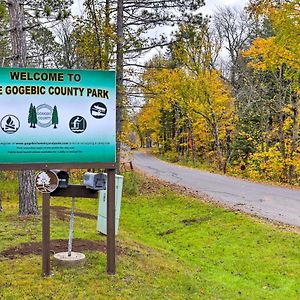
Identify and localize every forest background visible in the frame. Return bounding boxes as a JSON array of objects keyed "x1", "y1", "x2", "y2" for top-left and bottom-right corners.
[
  {"x1": 133, "y1": 0, "x2": 300, "y2": 185},
  {"x1": 0, "y1": 0, "x2": 299, "y2": 216}
]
